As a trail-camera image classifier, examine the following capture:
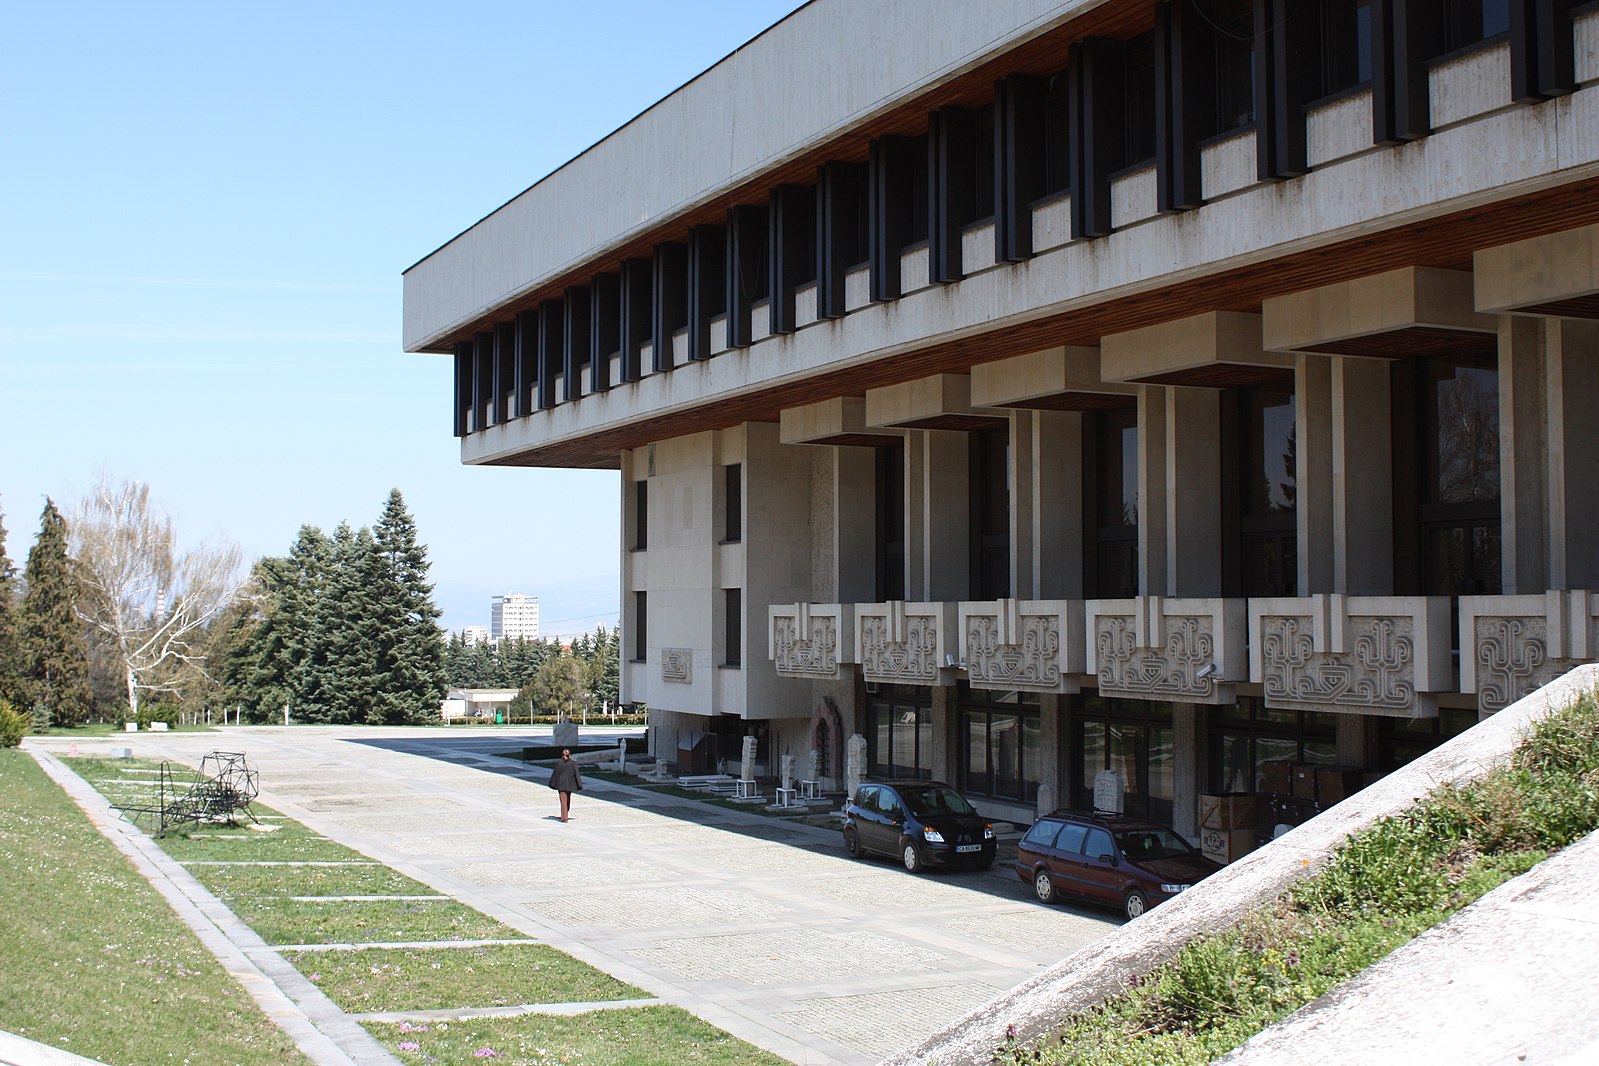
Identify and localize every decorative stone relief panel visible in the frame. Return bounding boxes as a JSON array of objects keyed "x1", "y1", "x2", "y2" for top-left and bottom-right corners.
[
  {"x1": 958, "y1": 599, "x2": 1084, "y2": 694},
  {"x1": 1084, "y1": 597, "x2": 1246, "y2": 706},
  {"x1": 767, "y1": 603, "x2": 853, "y2": 680},
  {"x1": 854, "y1": 601, "x2": 956, "y2": 686},
  {"x1": 1248, "y1": 595, "x2": 1452, "y2": 718},
  {"x1": 1460, "y1": 592, "x2": 1597, "y2": 715},
  {"x1": 661, "y1": 648, "x2": 692, "y2": 684}
]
